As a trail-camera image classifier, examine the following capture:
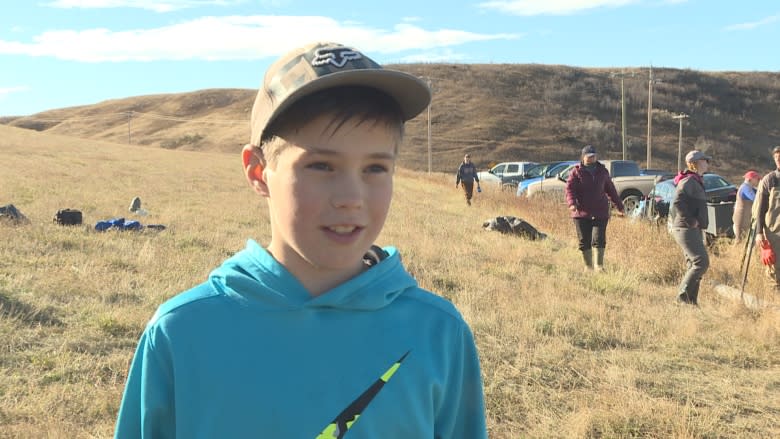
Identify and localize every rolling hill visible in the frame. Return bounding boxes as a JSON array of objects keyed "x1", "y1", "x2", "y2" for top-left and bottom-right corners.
[{"x1": 3, "y1": 64, "x2": 780, "y2": 181}]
